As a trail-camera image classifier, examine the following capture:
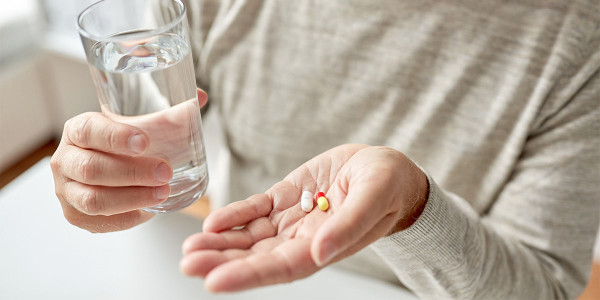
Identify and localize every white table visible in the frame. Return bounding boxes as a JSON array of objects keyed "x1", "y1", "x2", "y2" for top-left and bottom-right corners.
[{"x1": 0, "y1": 158, "x2": 417, "y2": 300}]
